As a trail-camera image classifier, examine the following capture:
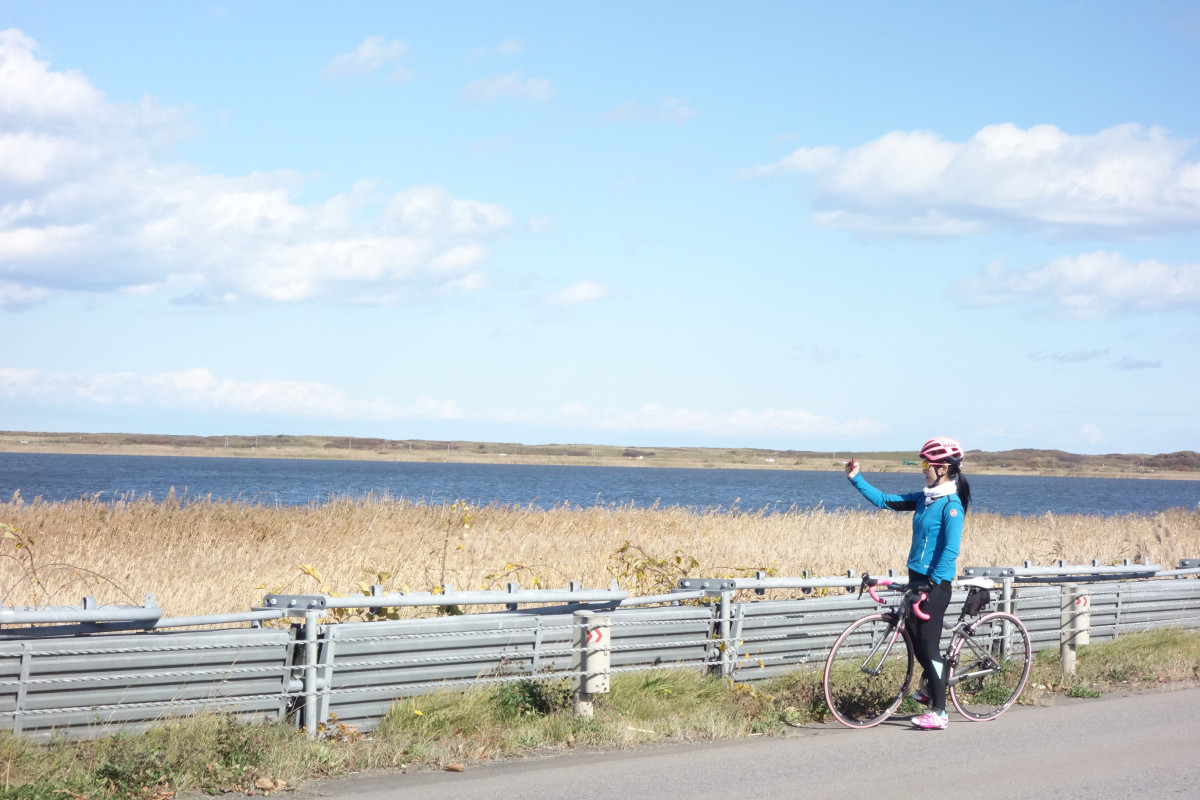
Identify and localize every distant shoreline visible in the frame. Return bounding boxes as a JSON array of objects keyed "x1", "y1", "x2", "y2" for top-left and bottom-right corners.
[{"x1": 2, "y1": 432, "x2": 1197, "y2": 481}]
